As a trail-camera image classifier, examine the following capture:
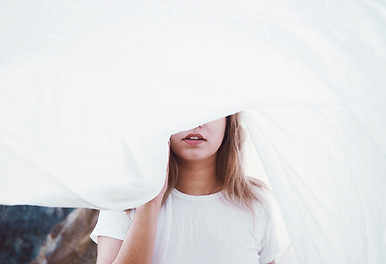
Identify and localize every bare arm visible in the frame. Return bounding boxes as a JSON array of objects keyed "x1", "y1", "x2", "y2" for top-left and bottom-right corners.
[
  {"x1": 96, "y1": 147, "x2": 169, "y2": 264},
  {"x1": 96, "y1": 236, "x2": 123, "y2": 264},
  {"x1": 112, "y1": 199, "x2": 162, "y2": 264},
  {"x1": 96, "y1": 190, "x2": 165, "y2": 264}
]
